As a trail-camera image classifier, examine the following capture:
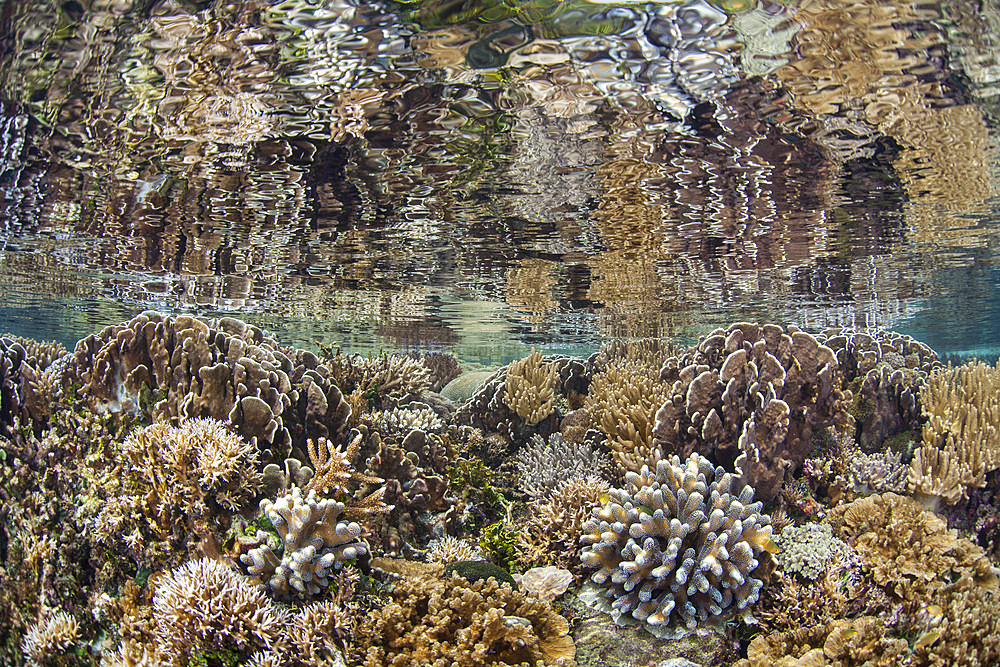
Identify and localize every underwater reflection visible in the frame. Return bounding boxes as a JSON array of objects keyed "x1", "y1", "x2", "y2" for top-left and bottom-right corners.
[{"x1": 0, "y1": 0, "x2": 998, "y2": 358}]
